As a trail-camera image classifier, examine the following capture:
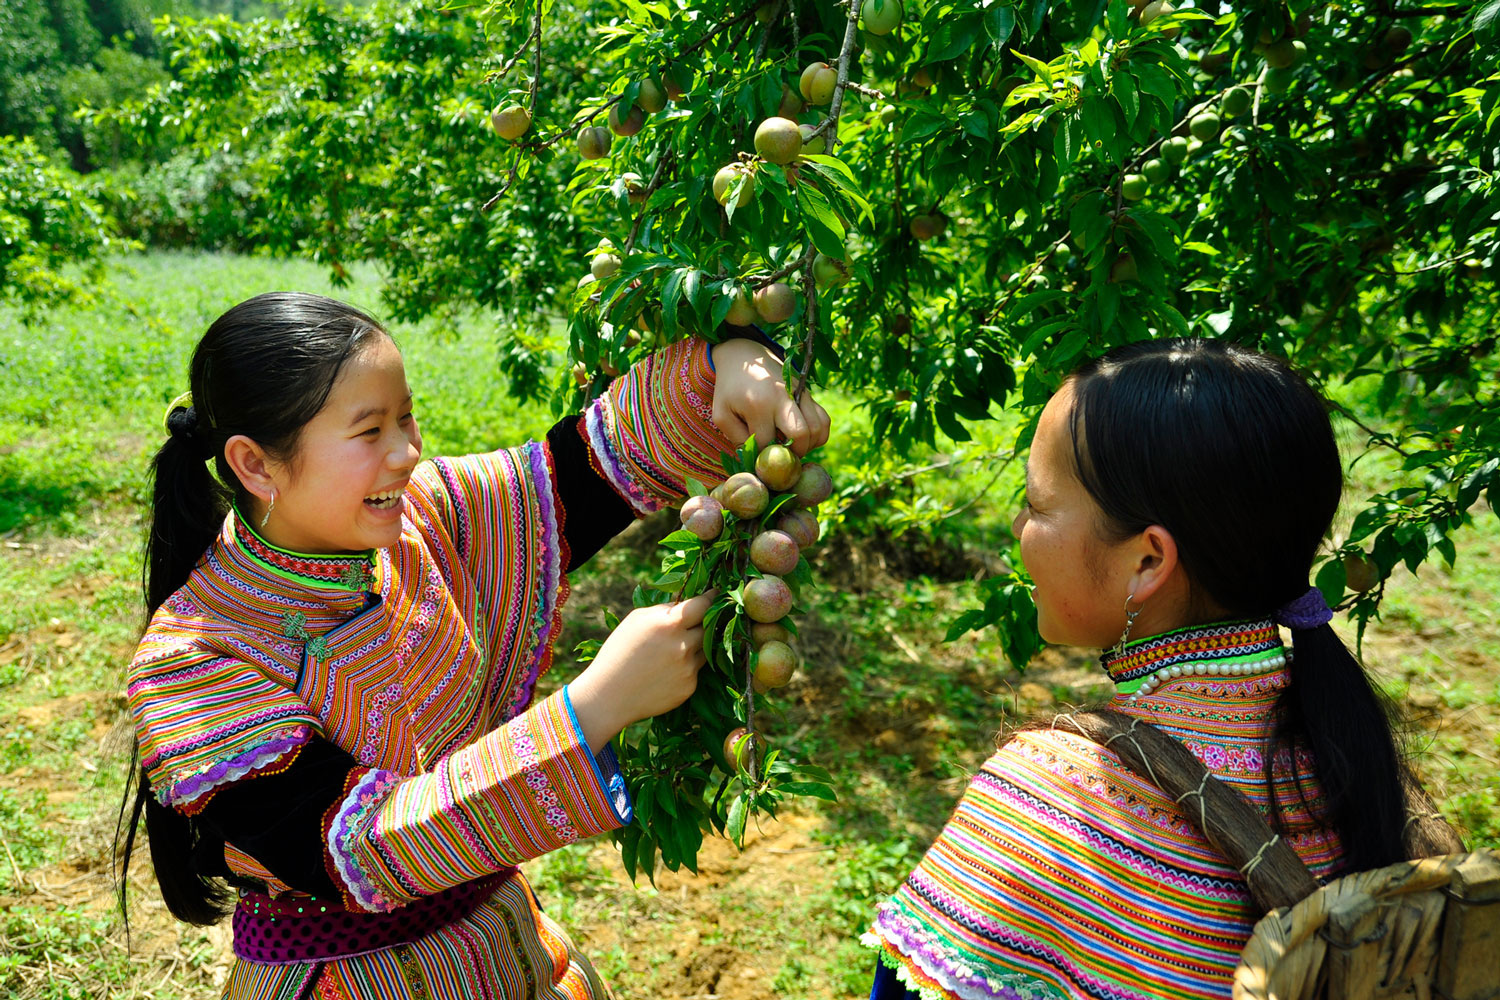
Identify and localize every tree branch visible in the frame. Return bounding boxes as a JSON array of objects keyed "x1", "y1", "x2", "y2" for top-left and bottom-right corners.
[
  {"x1": 623, "y1": 149, "x2": 676, "y2": 255},
  {"x1": 678, "y1": 6, "x2": 761, "y2": 60},
  {"x1": 821, "y1": 0, "x2": 864, "y2": 154},
  {"x1": 753, "y1": 0, "x2": 784, "y2": 62},
  {"x1": 490, "y1": 22, "x2": 541, "y2": 85},
  {"x1": 528, "y1": 1, "x2": 541, "y2": 115},
  {"x1": 793, "y1": 250, "x2": 819, "y2": 402}
]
